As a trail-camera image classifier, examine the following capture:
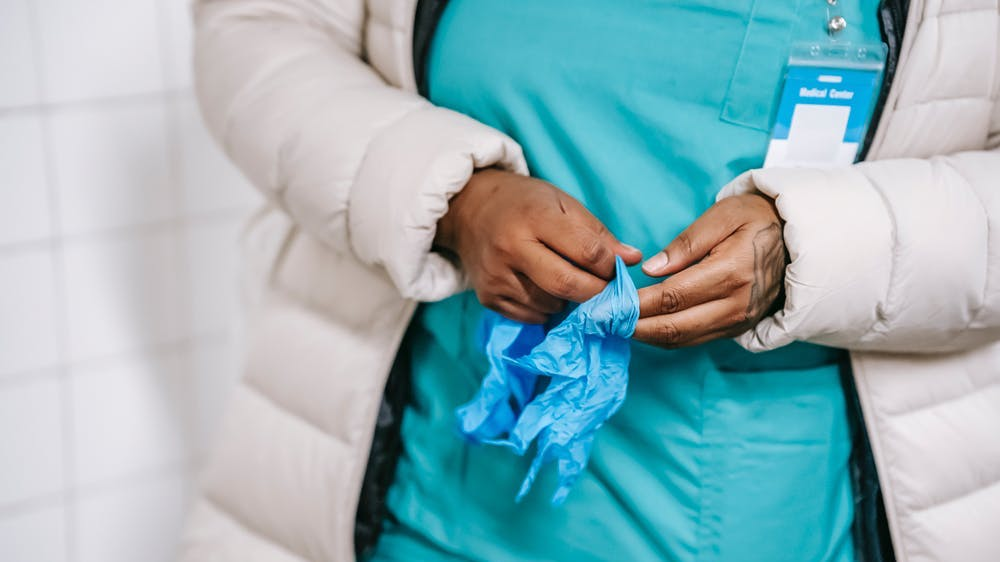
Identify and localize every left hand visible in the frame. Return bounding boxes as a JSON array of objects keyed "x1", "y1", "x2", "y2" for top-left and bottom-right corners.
[{"x1": 633, "y1": 194, "x2": 787, "y2": 348}]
